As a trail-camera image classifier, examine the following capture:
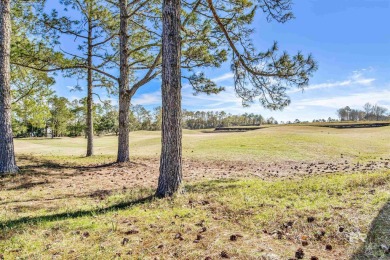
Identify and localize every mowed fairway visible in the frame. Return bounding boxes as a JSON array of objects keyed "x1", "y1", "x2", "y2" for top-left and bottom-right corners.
[
  {"x1": 1, "y1": 125, "x2": 390, "y2": 259},
  {"x1": 14, "y1": 125, "x2": 390, "y2": 162}
]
